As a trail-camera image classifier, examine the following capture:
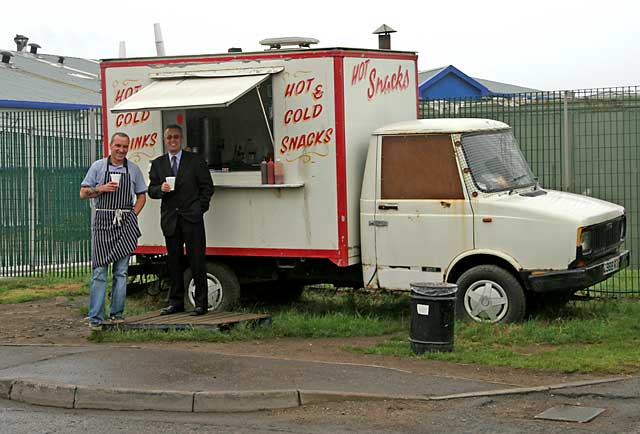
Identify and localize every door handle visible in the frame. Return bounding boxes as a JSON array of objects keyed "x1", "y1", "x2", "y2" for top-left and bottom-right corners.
[
  {"x1": 378, "y1": 203, "x2": 398, "y2": 211},
  {"x1": 369, "y1": 220, "x2": 388, "y2": 227}
]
